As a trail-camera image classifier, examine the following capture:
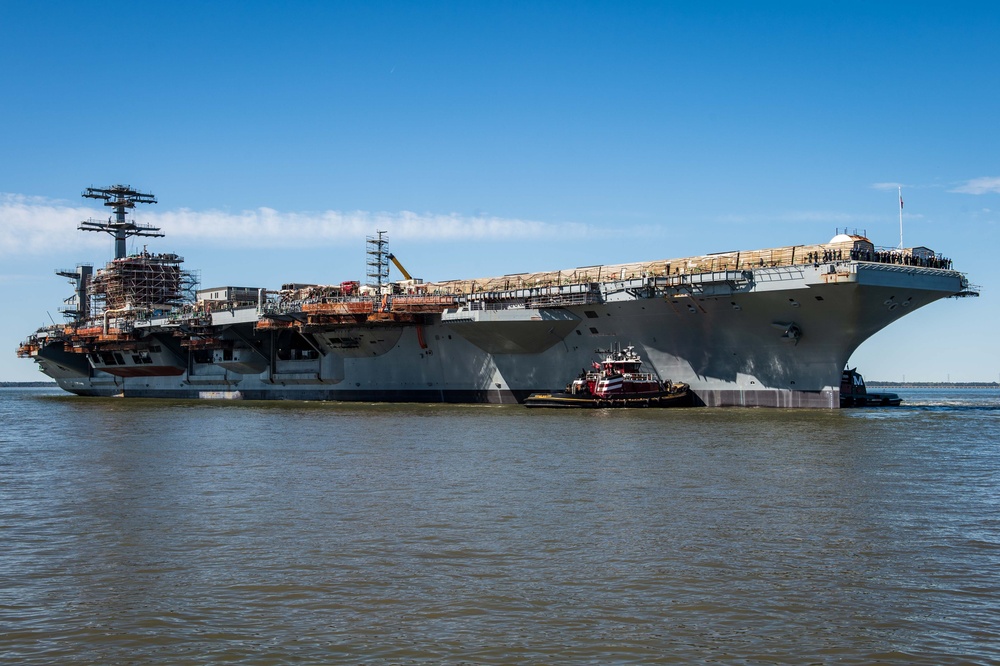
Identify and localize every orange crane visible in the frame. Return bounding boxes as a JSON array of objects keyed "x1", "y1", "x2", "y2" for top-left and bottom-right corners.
[{"x1": 386, "y1": 253, "x2": 413, "y2": 280}]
